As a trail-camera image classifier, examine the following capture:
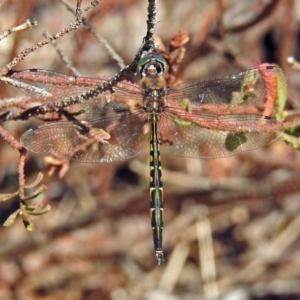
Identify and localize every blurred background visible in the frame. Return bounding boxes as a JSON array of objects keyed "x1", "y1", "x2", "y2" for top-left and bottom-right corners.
[{"x1": 0, "y1": 0, "x2": 300, "y2": 299}]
